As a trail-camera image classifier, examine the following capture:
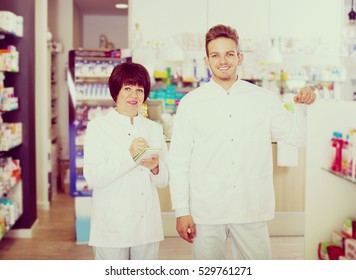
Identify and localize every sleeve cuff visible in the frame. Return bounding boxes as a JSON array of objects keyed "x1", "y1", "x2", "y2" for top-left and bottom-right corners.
[
  {"x1": 294, "y1": 103, "x2": 308, "y2": 116},
  {"x1": 175, "y1": 208, "x2": 191, "y2": 218}
]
